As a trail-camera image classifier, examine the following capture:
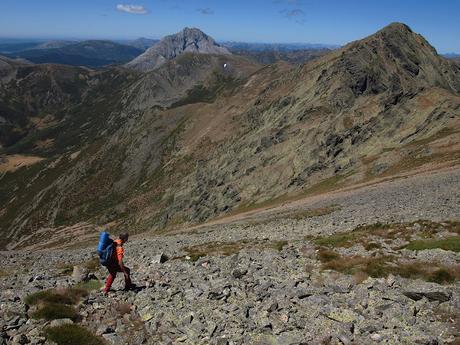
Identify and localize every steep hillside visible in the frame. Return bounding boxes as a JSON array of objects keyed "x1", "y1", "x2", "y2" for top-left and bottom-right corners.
[
  {"x1": 1, "y1": 23, "x2": 460, "y2": 250},
  {"x1": 126, "y1": 28, "x2": 231, "y2": 72},
  {"x1": 231, "y1": 48, "x2": 331, "y2": 65},
  {"x1": 0, "y1": 51, "x2": 259, "y2": 249}
]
